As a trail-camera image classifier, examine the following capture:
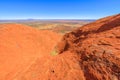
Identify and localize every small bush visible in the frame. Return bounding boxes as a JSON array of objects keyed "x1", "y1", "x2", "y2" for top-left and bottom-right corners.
[{"x1": 50, "y1": 49, "x2": 58, "y2": 56}]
